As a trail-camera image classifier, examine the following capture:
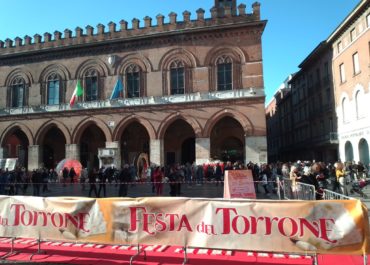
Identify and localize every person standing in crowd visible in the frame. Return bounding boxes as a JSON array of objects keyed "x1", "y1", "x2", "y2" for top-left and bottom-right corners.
[
  {"x1": 335, "y1": 162, "x2": 347, "y2": 195},
  {"x1": 153, "y1": 166, "x2": 164, "y2": 196},
  {"x1": 69, "y1": 167, "x2": 77, "y2": 184},
  {"x1": 214, "y1": 163, "x2": 223, "y2": 186},
  {"x1": 32, "y1": 169, "x2": 41, "y2": 196},
  {"x1": 80, "y1": 167, "x2": 88, "y2": 191},
  {"x1": 88, "y1": 168, "x2": 98, "y2": 197},
  {"x1": 98, "y1": 167, "x2": 107, "y2": 198},
  {"x1": 289, "y1": 165, "x2": 301, "y2": 199},
  {"x1": 62, "y1": 167, "x2": 69, "y2": 187},
  {"x1": 118, "y1": 164, "x2": 131, "y2": 197},
  {"x1": 42, "y1": 167, "x2": 50, "y2": 193},
  {"x1": 195, "y1": 164, "x2": 204, "y2": 185}
]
